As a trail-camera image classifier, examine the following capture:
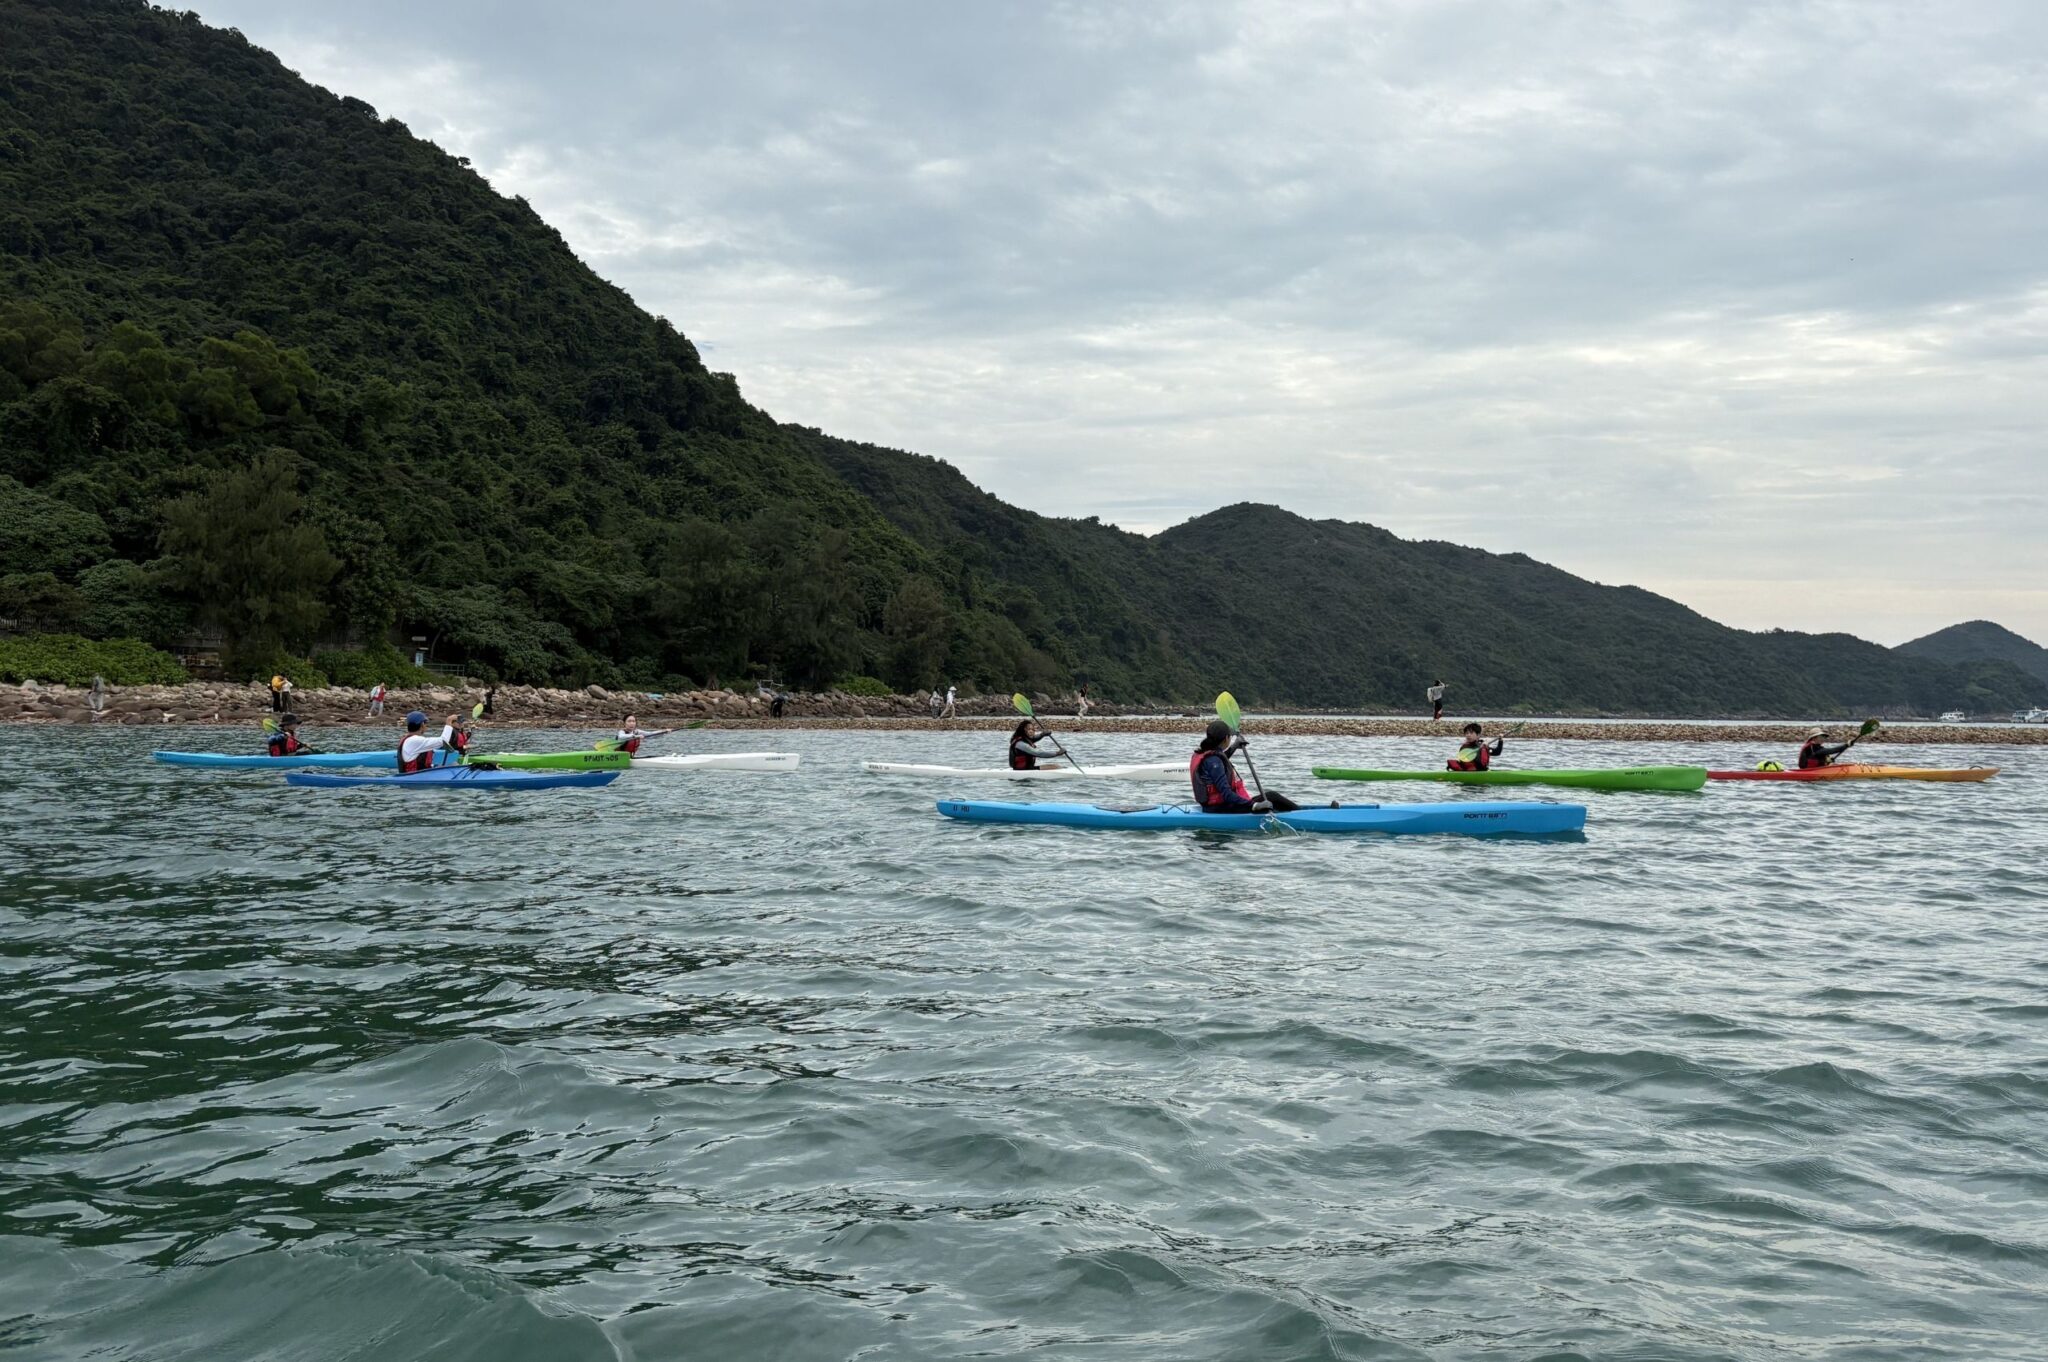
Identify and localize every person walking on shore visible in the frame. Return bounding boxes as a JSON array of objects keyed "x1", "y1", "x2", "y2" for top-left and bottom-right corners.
[
  {"x1": 482, "y1": 686, "x2": 496, "y2": 719},
  {"x1": 269, "y1": 673, "x2": 286, "y2": 713},
  {"x1": 88, "y1": 674, "x2": 107, "y2": 716},
  {"x1": 1076, "y1": 685, "x2": 1091, "y2": 719},
  {"x1": 368, "y1": 682, "x2": 386, "y2": 717},
  {"x1": 1427, "y1": 679, "x2": 1446, "y2": 721},
  {"x1": 941, "y1": 684, "x2": 958, "y2": 719}
]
